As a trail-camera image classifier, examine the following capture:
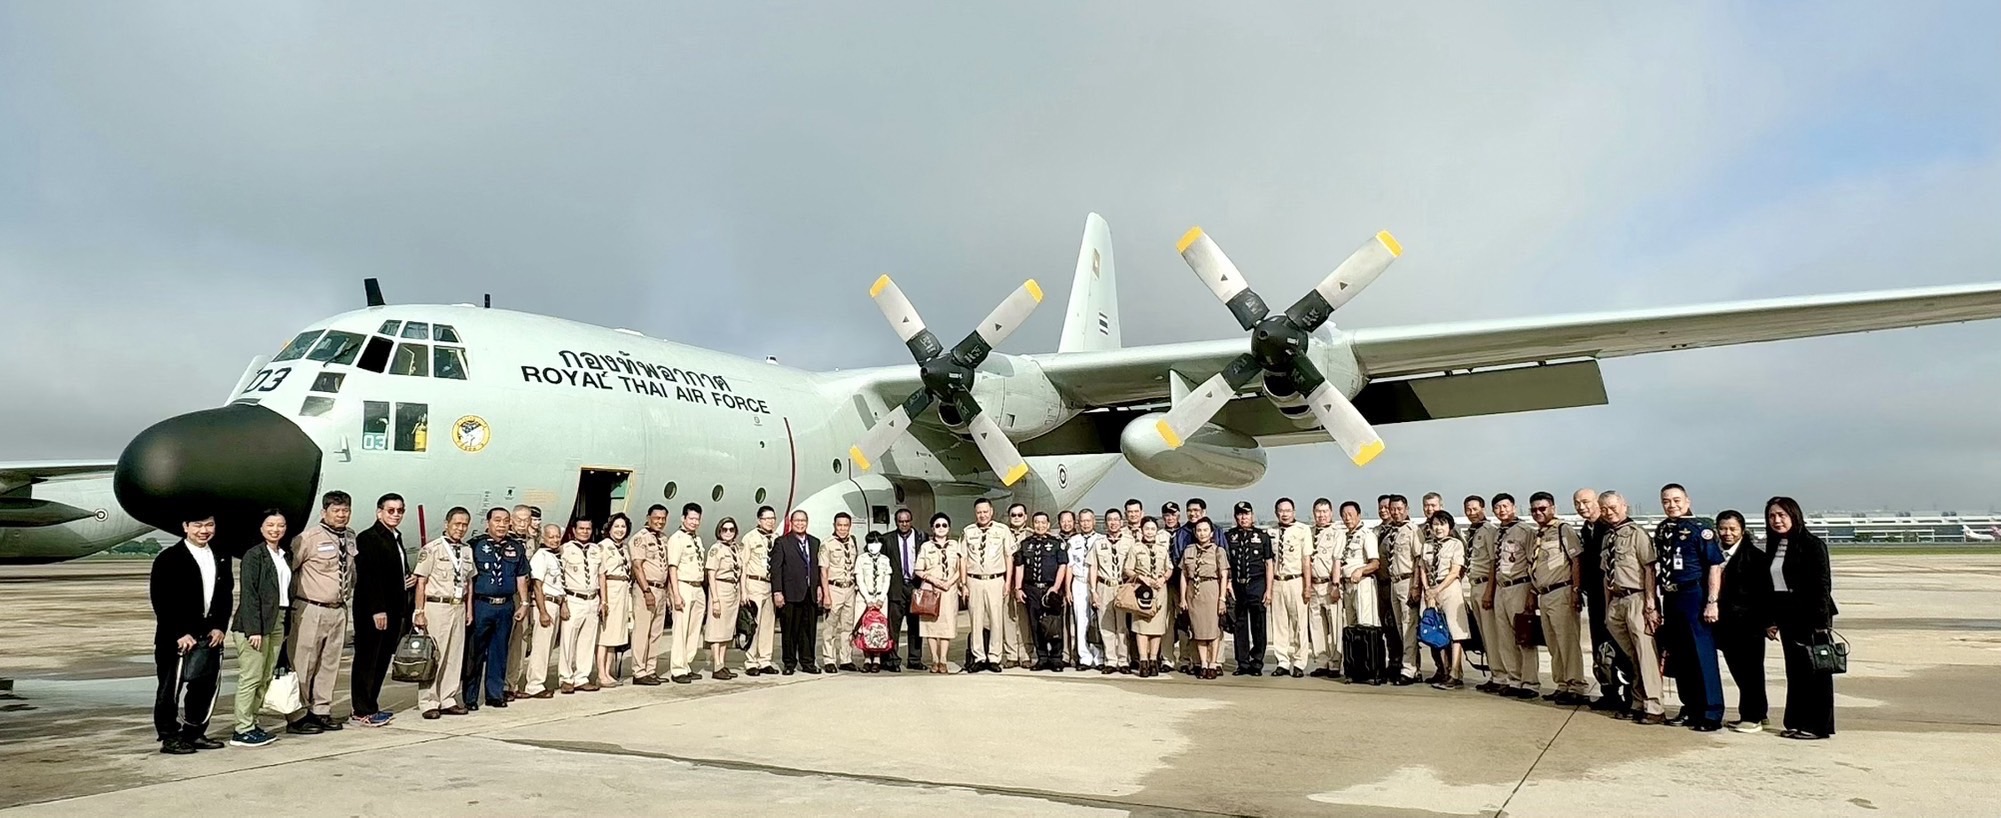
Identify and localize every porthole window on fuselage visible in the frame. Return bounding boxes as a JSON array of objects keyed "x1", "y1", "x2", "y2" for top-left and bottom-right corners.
[
  {"x1": 754, "y1": 487, "x2": 768, "y2": 504},
  {"x1": 663, "y1": 482, "x2": 678, "y2": 500},
  {"x1": 711, "y1": 485, "x2": 725, "y2": 502}
]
